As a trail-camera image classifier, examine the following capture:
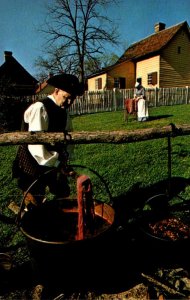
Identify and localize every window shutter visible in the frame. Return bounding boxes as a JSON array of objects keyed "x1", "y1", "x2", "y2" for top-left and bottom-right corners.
[
  {"x1": 98, "y1": 78, "x2": 102, "y2": 89},
  {"x1": 152, "y1": 72, "x2": 157, "y2": 85}
]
